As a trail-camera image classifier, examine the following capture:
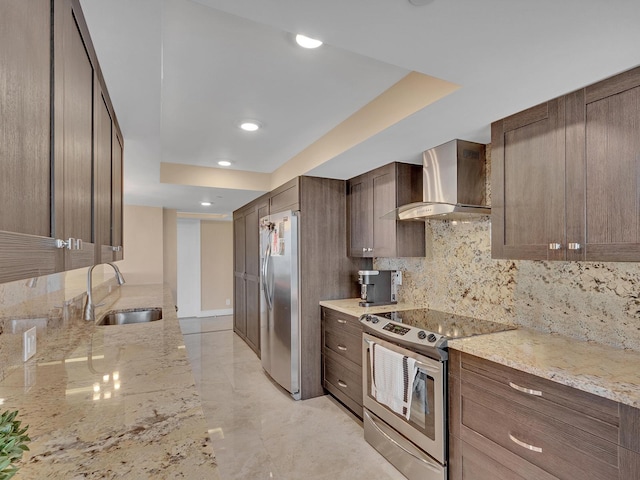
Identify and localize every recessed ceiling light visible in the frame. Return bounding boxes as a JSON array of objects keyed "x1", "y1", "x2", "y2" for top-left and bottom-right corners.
[
  {"x1": 217, "y1": 160, "x2": 232, "y2": 167},
  {"x1": 239, "y1": 121, "x2": 261, "y2": 132},
  {"x1": 201, "y1": 202, "x2": 212, "y2": 206},
  {"x1": 295, "y1": 34, "x2": 323, "y2": 49}
]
